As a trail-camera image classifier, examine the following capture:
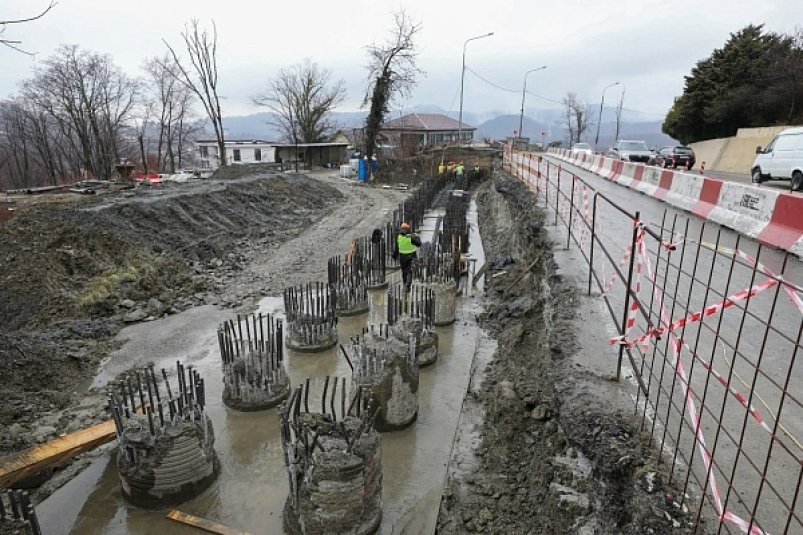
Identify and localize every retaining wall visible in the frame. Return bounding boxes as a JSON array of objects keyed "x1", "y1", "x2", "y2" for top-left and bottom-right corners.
[{"x1": 689, "y1": 125, "x2": 790, "y2": 173}]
